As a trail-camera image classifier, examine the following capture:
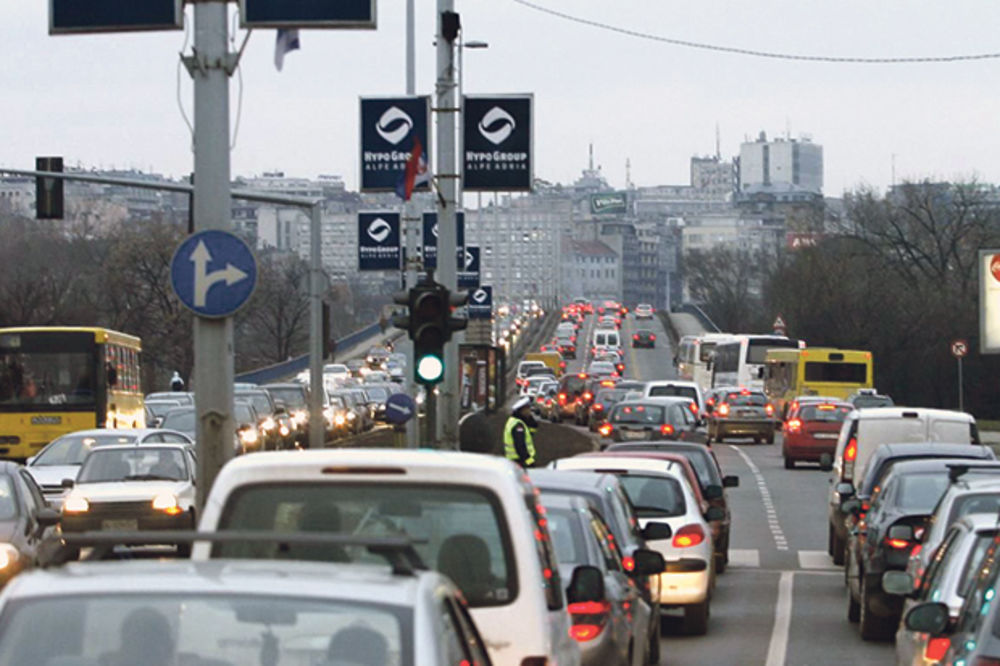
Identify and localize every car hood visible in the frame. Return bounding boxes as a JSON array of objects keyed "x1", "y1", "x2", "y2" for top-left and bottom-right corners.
[
  {"x1": 27, "y1": 465, "x2": 80, "y2": 488},
  {"x1": 71, "y1": 480, "x2": 191, "y2": 503}
]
